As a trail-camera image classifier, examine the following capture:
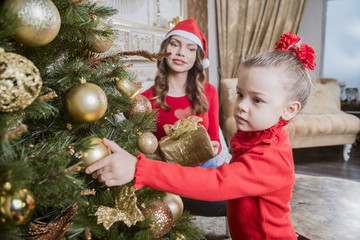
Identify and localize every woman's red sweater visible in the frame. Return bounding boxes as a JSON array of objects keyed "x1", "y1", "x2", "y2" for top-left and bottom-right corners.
[{"x1": 141, "y1": 82, "x2": 221, "y2": 153}]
